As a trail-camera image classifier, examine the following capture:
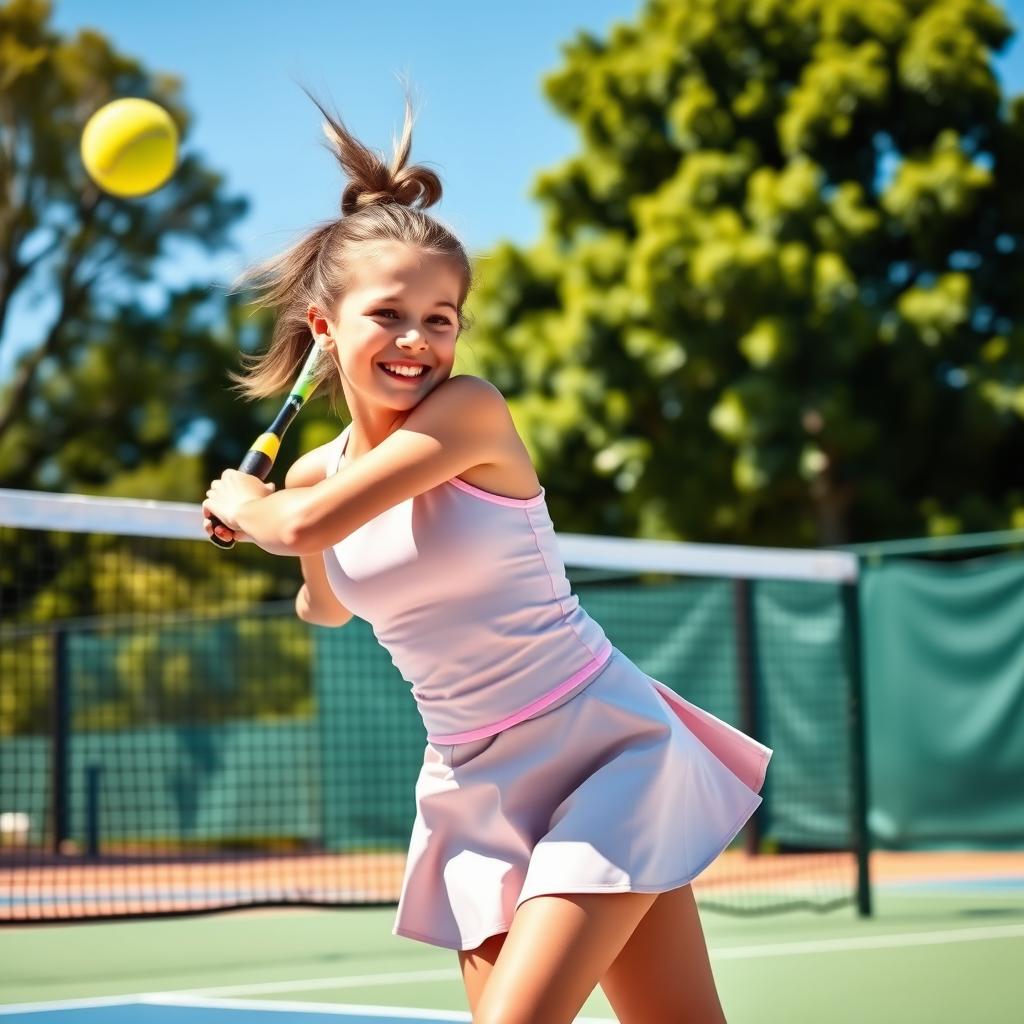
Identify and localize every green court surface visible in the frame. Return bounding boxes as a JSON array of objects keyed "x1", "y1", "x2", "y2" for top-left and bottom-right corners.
[{"x1": 2, "y1": 882, "x2": 1022, "y2": 1023}]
